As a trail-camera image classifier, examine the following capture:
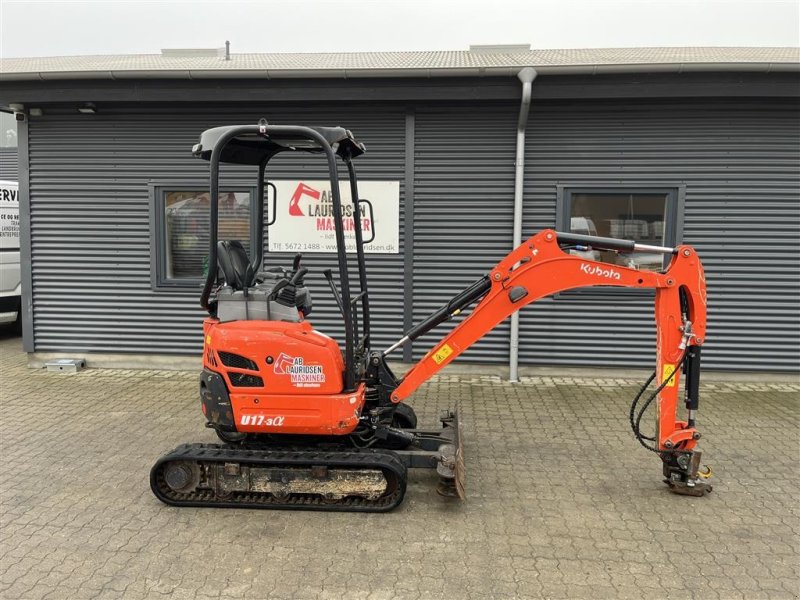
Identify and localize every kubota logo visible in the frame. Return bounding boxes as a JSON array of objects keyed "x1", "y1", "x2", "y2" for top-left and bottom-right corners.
[
  {"x1": 288, "y1": 183, "x2": 321, "y2": 216},
  {"x1": 273, "y1": 352, "x2": 326, "y2": 385},
  {"x1": 580, "y1": 263, "x2": 622, "y2": 280}
]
